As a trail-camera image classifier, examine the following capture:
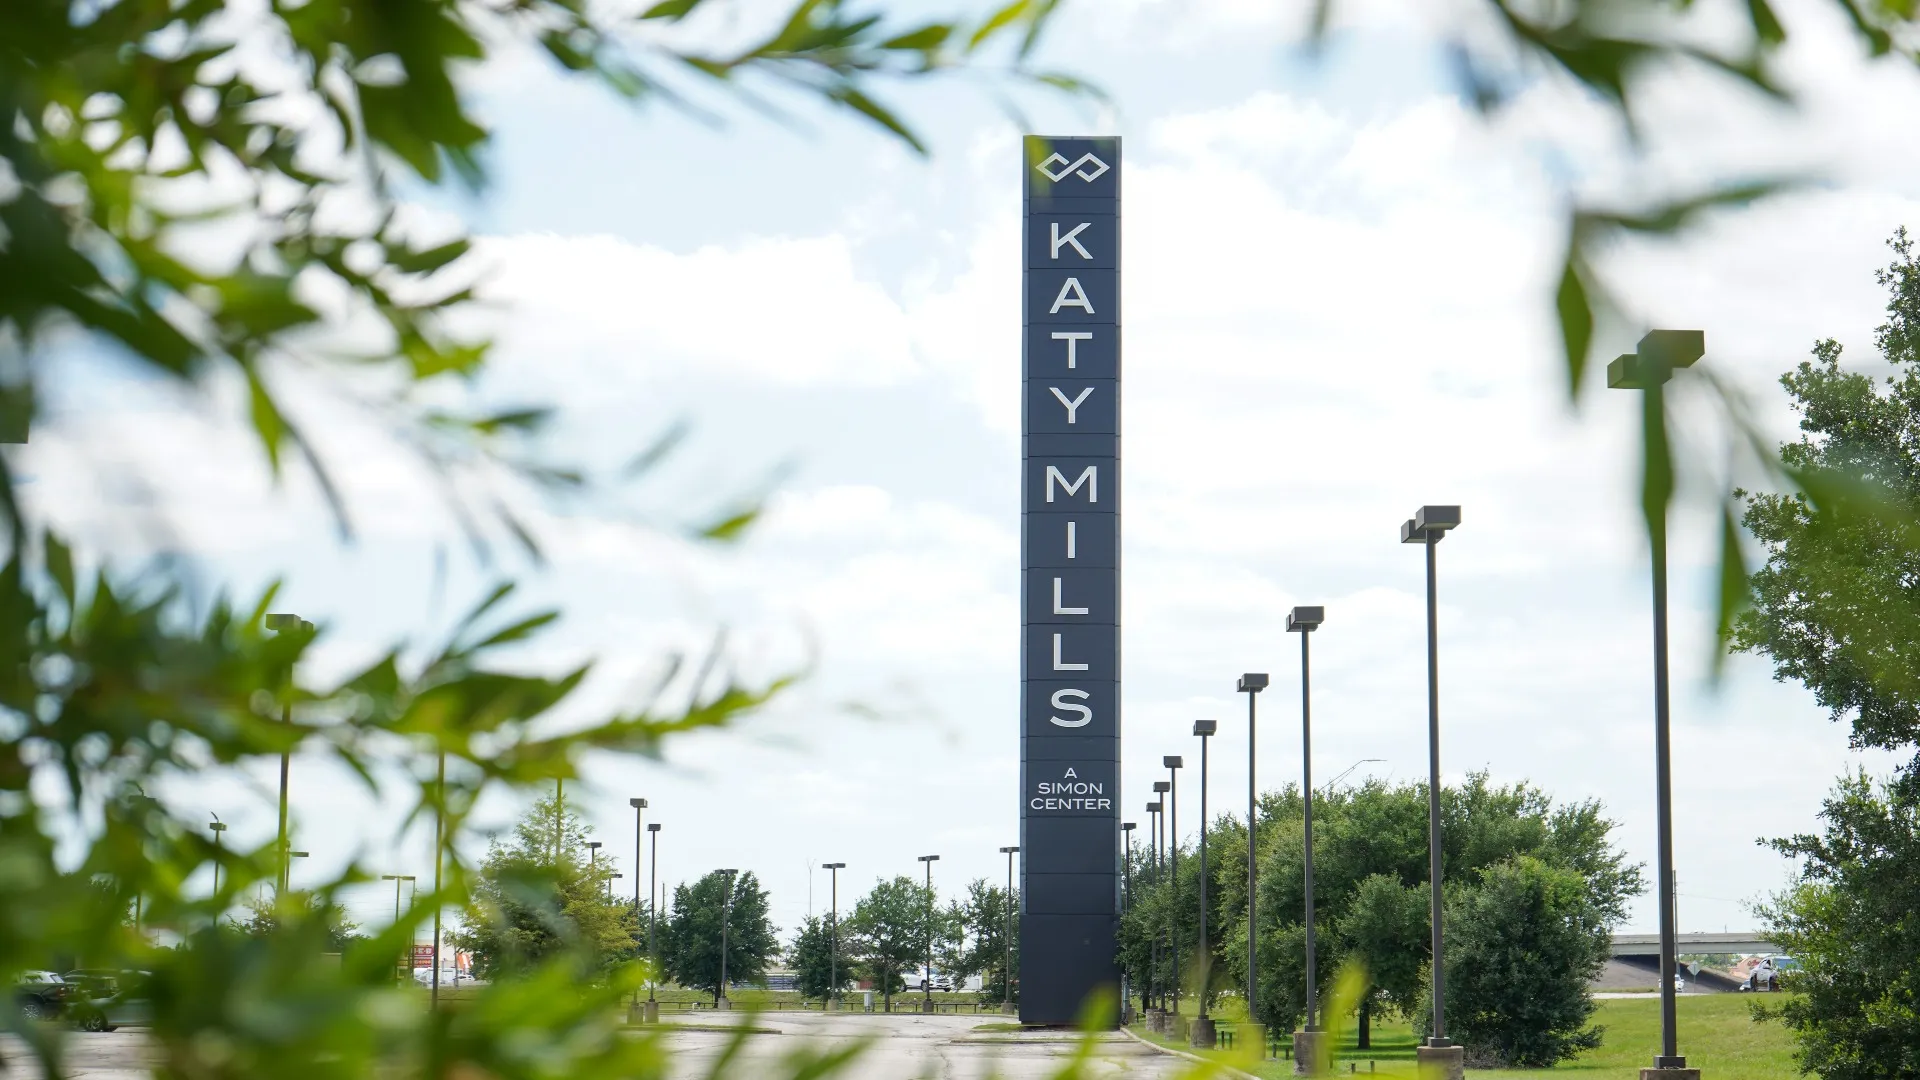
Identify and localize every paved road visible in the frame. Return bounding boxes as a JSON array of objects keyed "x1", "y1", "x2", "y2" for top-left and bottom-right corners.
[
  {"x1": 657, "y1": 1013, "x2": 1194, "y2": 1079},
  {"x1": 2, "y1": 1016, "x2": 1194, "y2": 1079}
]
